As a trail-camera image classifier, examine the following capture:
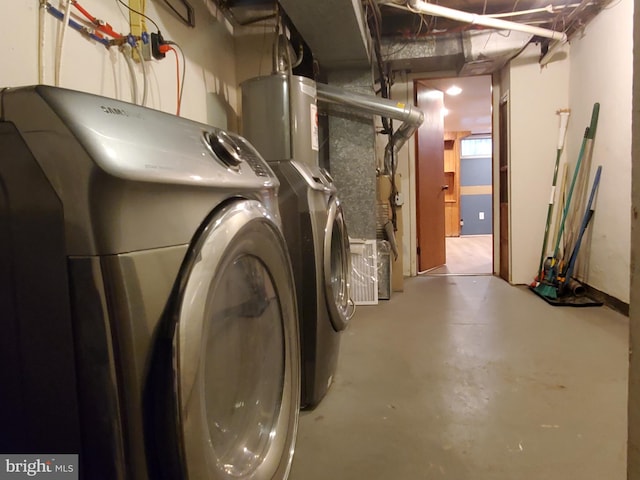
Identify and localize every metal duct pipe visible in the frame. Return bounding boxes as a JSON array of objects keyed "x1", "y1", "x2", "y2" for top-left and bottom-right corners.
[
  {"x1": 316, "y1": 82, "x2": 424, "y2": 171},
  {"x1": 401, "y1": 0, "x2": 567, "y2": 42}
]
